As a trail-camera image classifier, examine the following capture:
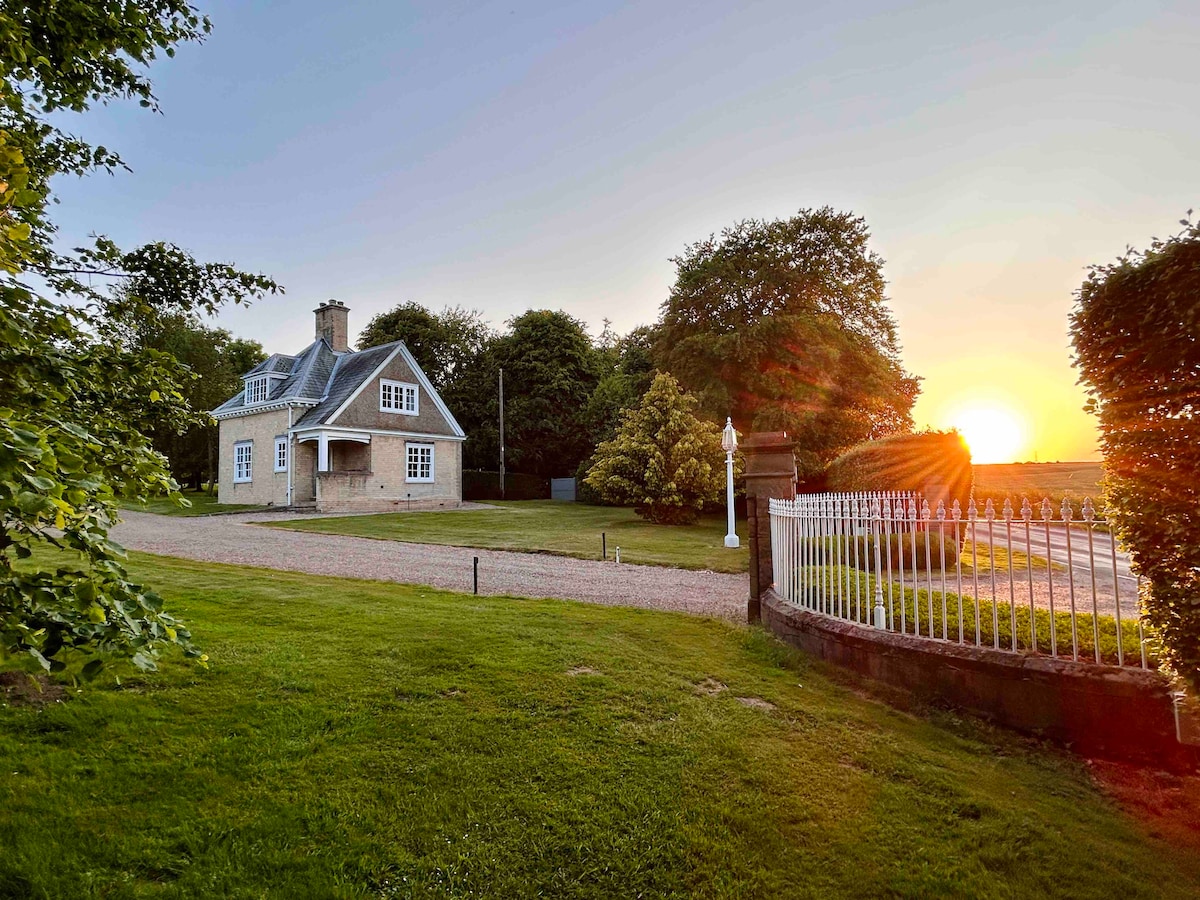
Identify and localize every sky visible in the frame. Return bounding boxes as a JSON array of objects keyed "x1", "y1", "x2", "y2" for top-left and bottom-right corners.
[{"x1": 49, "y1": 0, "x2": 1200, "y2": 463}]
